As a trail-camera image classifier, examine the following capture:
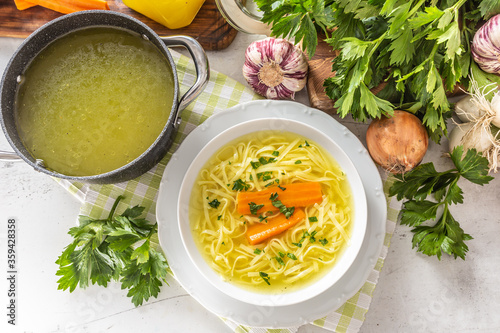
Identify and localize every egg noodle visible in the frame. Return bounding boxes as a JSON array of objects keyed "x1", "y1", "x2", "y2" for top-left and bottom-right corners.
[{"x1": 189, "y1": 131, "x2": 353, "y2": 293}]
